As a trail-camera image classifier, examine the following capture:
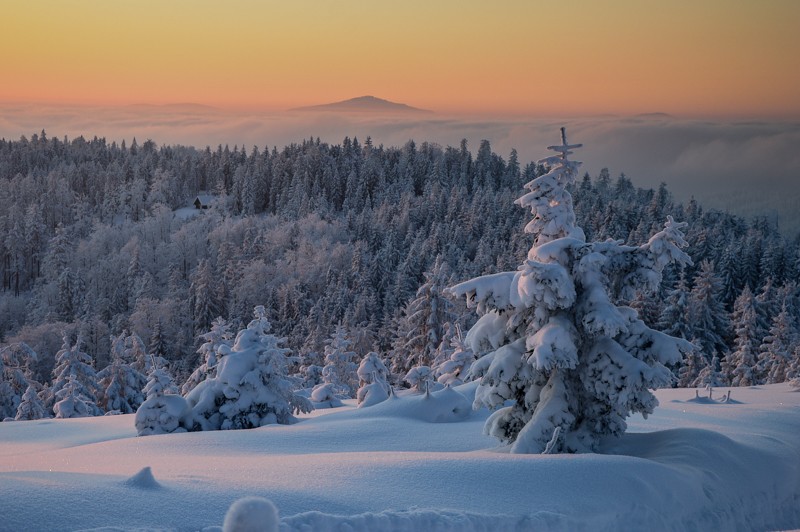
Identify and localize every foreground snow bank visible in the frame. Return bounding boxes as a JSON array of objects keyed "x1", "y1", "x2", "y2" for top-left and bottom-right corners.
[{"x1": 0, "y1": 385, "x2": 798, "y2": 531}]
